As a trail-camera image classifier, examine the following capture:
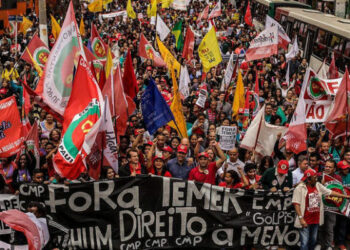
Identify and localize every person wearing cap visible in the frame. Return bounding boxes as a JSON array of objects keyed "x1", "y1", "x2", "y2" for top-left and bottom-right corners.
[
  {"x1": 293, "y1": 155, "x2": 309, "y2": 186},
  {"x1": 292, "y1": 168, "x2": 350, "y2": 250},
  {"x1": 188, "y1": 141, "x2": 226, "y2": 185},
  {"x1": 148, "y1": 155, "x2": 172, "y2": 177},
  {"x1": 162, "y1": 146, "x2": 173, "y2": 162},
  {"x1": 334, "y1": 157, "x2": 350, "y2": 250},
  {"x1": 1, "y1": 61, "x2": 19, "y2": 82},
  {"x1": 166, "y1": 144, "x2": 193, "y2": 180},
  {"x1": 260, "y1": 159, "x2": 293, "y2": 192}
]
